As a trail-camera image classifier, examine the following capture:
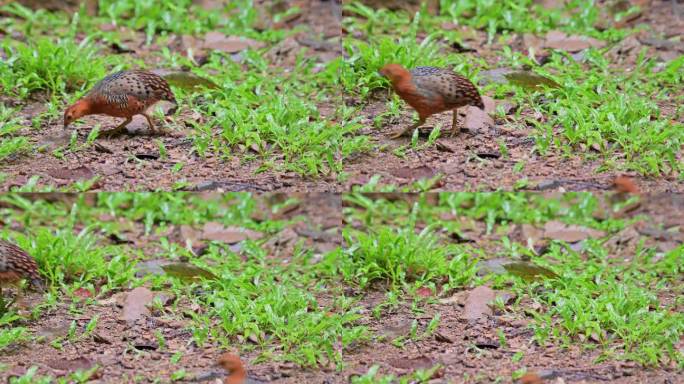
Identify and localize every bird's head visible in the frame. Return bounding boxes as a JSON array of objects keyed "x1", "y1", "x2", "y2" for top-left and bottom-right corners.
[
  {"x1": 217, "y1": 353, "x2": 245, "y2": 373},
  {"x1": 63, "y1": 99, "x2": 90, "y2": 129},
  {"x1": 378, "y1": 63, "x2": 410, "y2": 83}
]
